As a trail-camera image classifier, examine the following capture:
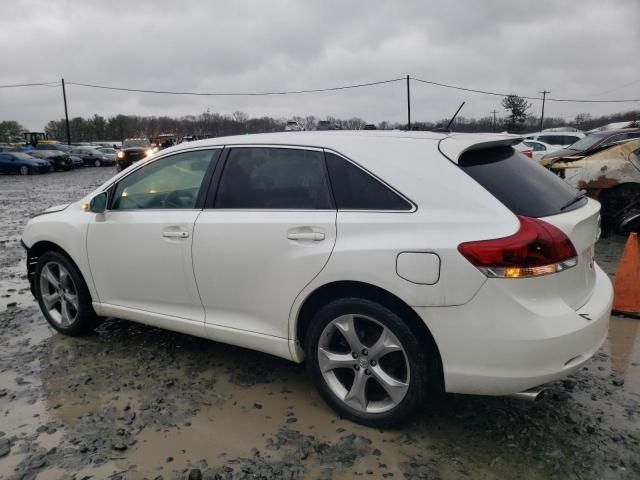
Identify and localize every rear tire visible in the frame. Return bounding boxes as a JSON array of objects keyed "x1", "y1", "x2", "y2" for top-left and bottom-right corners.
[
  {"x1": 34, "y1": 251, "x2": 101, "y2": 336},
  {"x1": 305, "y1": 298, "x2": 432, "y2": 427}
]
